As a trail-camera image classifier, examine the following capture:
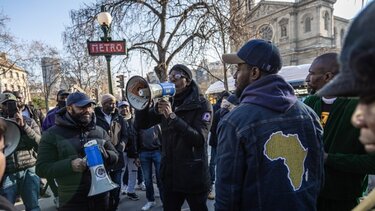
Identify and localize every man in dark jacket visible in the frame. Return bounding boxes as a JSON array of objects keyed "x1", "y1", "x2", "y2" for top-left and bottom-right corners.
[
  {"x1": 137, "y1": 124, "x2": 163, "y2": 210},
  {"x1": 135, "y1": 64, "x2": 213, "y2": 211},
  {"x1": 304, "y1": 53, "x2": 375, "y2": 210},
  {"x1": 0, "y1": 93, "x2": 41, "y2": 211},
  {"x1": 117, "y1": 101, "x2": 140, "y2": 201},
  {"x1": 94, "y1": 93, "x2": 127, "y2": 211},
  {"x1": 36, "y1": 92, "x2": 118, "y2": 210},
  {"x1": 208, "y1": 94, "x2": 238, "y2": 200},
  {"x1": 217, "y1": 39, "x2": 324, "y2": 210},
  {"x1": 42, "y1": 89, "x2": 70, "y2": 131},
  {"x1": 41, "y1": 89, "x2": 70, "y2": 205}
]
